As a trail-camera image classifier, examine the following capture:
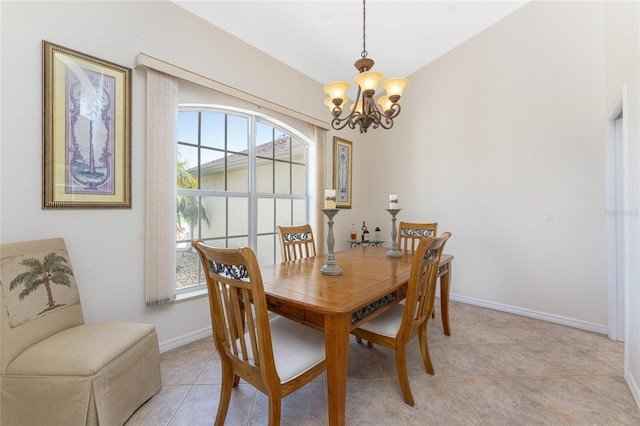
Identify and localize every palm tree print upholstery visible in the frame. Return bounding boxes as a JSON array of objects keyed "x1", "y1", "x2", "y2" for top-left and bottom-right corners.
[{"x1": 0, "y1": 249, "x2": 80, "y2": 328}]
